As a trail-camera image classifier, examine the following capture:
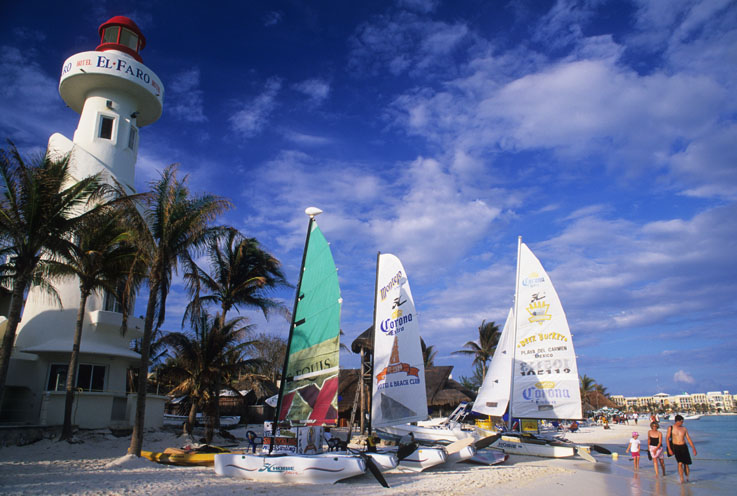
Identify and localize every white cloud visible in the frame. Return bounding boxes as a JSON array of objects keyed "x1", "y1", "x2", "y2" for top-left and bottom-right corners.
[
  {"x1": 391, "y1": 39, "x2": 732, "y2": 198},
  {"x1": 282, "y1": 129, "x2": 332, "y2": 146},
  {"x1": 167, "y1": 68, "x2": 207, "y2": 123},
  {"x1": 0, "y1": 45, "x2": 75, "y2": 144},
  {"x1": 532, "y1": 0, "x2": 603, "y2": 50},
  {"x1": 669, "y1": 124, "x2": 737, "y2": 199},
  {"x1": 349, "y1": 12, "x2": 471, "y2": 78},
  {"x1": 293, "y1": 79, "x2": 330, "y2": 105},
  {"x1": 674, "y1": 369, "x2": 696, "y2": 384},
  {"x1": 229, "y1": 78, "x2": 282, "y2": 138},
  {"x1": 365, "y1": 157, "x2": 500, "y2": 273},
  {"x1": 263, "y1": 11, "x2": 283, "y2": 27}
]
